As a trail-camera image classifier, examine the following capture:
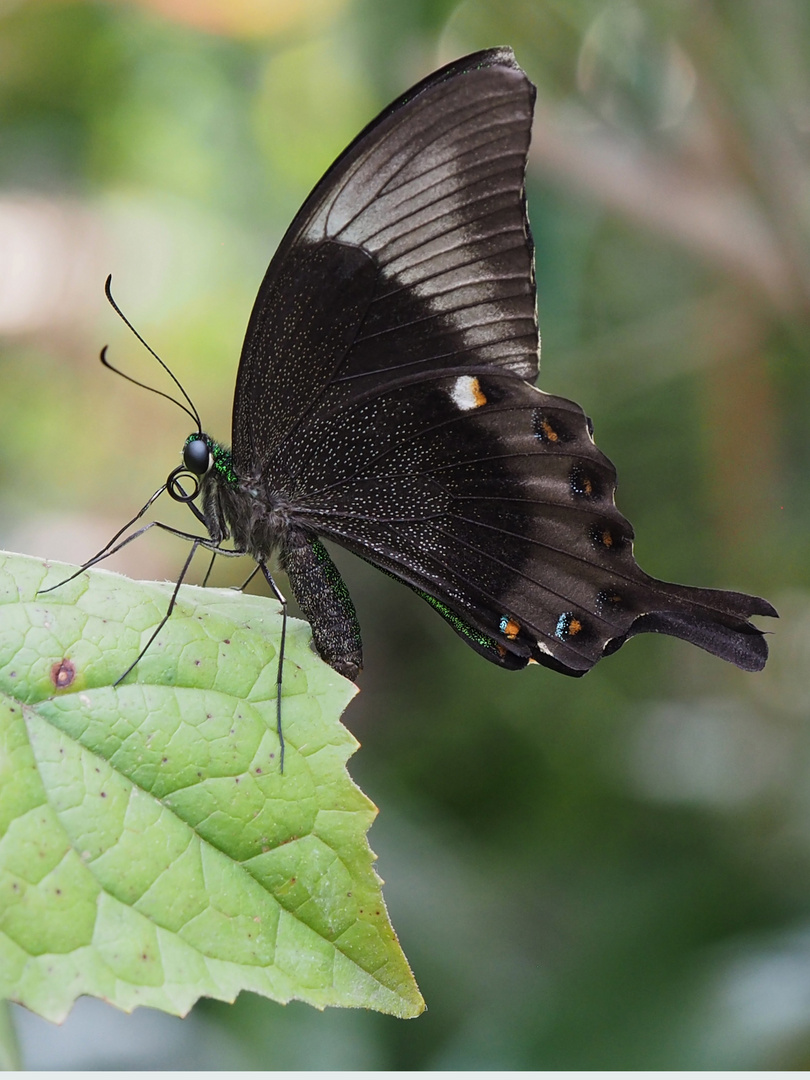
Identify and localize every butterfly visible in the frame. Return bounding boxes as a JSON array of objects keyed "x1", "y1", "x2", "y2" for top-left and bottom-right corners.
[{"x1": 68, "y1": 47, "x2": 775, "y2": 764}]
